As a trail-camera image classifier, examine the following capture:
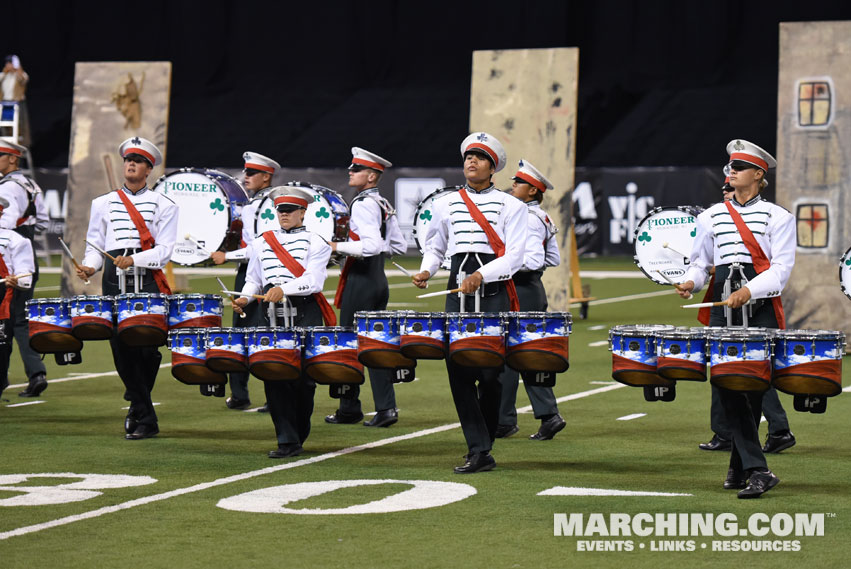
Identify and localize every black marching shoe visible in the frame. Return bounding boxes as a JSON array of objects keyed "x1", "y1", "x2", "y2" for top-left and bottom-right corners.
[
  {"x1": 762, "y1": 431, "x2": 796, "y2": 454},
  {"x1": 530, "y1": 414, "x2": 566, "y2": 441},
  {"x1": 454, "y1": 452, "x2": 496, "y2": 474},
  {"x1": 494, "y1": 424, "x2": 519, "y2": 438},
  {"x1": 125, "y1": 409, "x2": 139, "y2": 435},
  {"x1": 364, "y1": 408, "x2": 398, "y2": 427},
  {"x1": 699, "y1": 434, "x2": 731, "y2": 451},
  {"x1": 226, "y1": 397, "x2": 252, "y2": 410},
  {"x1": 19, "y1": 373, "x2": 48, "y2": 398},
  {"x1": 738, "y1": 469, "x2": 779, "y2": 499},
  {"x1": 268, "y1": 443, "x2": 304, "y2": 459},
  {"x1": 723, "y1": 468, "x2": 748, "y2": 490},
  {"x1": 0, "y1": 376, "x2": 9, "y2": 400},
  {"x1": 325, "y1": 410, "x2": 364, "y2": 424},
  {"x1": 125, "y1": 424, "x2": 159, "y2": 440}
]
